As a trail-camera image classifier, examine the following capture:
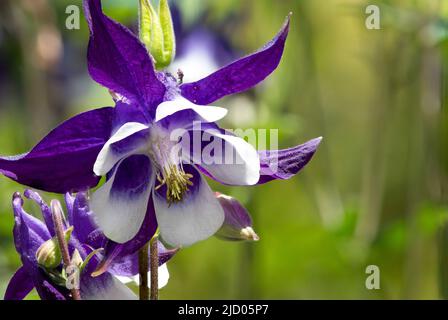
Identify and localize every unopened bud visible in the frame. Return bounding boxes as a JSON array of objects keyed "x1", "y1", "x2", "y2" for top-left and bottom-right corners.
[
  {"x1": 36, "y1": 238, "x2": 62, "y2": 269},
  {"x1": 139, "y1": 0, "x2": 176, "y2": 70},
  {"x1": 35, "y1": 227, "x2": 73, "y2": 269},
  {"x1": 215, "y1": 193, "x2": 260, "y2": 242}
]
